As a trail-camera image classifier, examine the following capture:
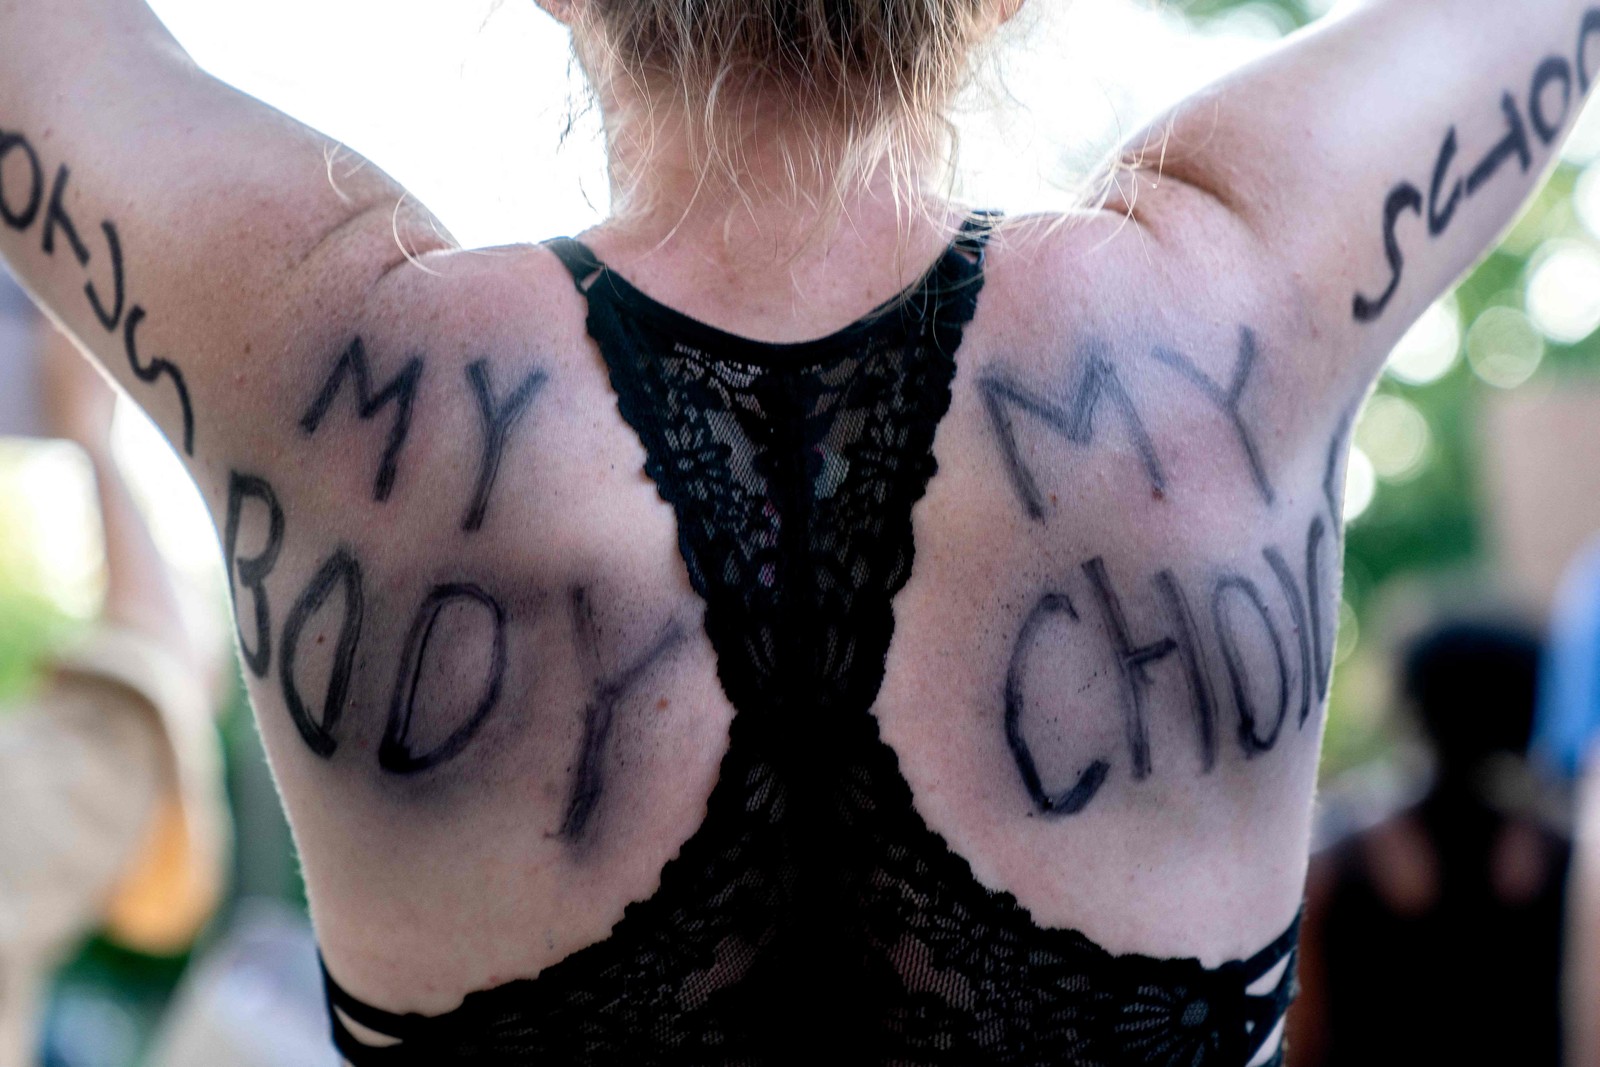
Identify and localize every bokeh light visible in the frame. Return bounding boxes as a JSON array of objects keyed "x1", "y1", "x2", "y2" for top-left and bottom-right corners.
[
  {"x1": 1564, "y1": 98, "x2": 1600, "y2": 164},
  {"x1": 1356, "y1": 394, "x2": 1432, "y2": 483},
  {"x1": 1525, "y1": 240, "x2": 1600, "y2": 344},
  {"x1": 0, "y1": 439, "x2": 100, "y2": 619},
  {"x1": 1344, "y1": 446, "x2": 1376, "y2": 522},
  {"x1": 1386, "y1": 296, "x2": 1461, "y2": 385},
  {"x1": 1572, "y1": 162, "x2": 1600, "y2": 237},
  {"x1": 1333, "y1": 599, "x2": 1360, "y2": 667},
  {"x1": 1466, "y1": 306, "x2": 1545, "y2": 389}
]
